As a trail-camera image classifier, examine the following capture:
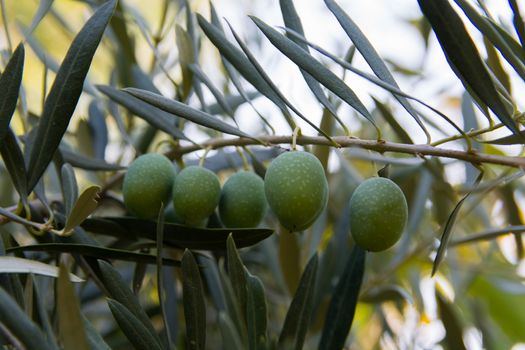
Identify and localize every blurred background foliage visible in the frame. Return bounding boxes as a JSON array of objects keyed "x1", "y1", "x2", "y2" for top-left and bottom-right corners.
[{"x1": 1, "y1": 0, "x2": 525, "y2": 349}]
